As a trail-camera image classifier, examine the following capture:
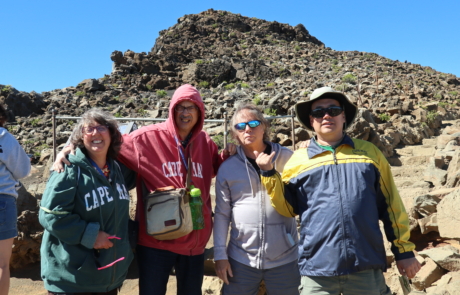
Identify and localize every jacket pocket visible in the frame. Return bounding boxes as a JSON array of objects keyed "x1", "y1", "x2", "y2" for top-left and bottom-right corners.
[
  {"x1": 77, "y1": 252, "x2": 98, "y2": 271},
  {"x1": 74, "y1": 252, "x2": 111, "y2": 287},
  {"x1": 232, "y1": 223, "x2": 259, "y2": 255},
  {"x1": 265, "y1": 223, "x2": 297, "y2": 261}
]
